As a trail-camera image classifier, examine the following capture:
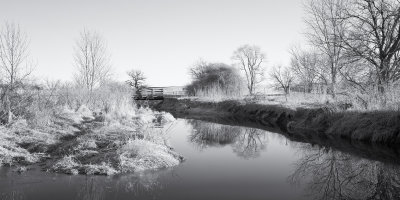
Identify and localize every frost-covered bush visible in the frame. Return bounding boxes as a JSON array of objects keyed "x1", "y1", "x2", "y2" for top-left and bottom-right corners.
[
  {"x1": 52, "y1": 156, "x2": 80, "y2": 175},
  {"x1": 119, "y1": 139, "x2": 181, "y2": 172}
]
